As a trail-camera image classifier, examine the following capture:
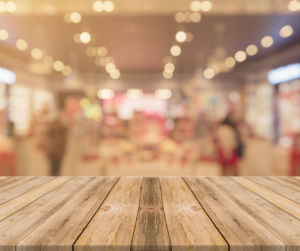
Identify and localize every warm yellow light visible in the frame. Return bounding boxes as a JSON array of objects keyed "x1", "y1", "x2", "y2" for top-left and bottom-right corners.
[
  {"x1": 165, "y1": 63, "x2": 175, "y2": 73},
  {"x1": 191, "y1": 12, "x2": 201, "y2": 23},
  {"x1": 186, "y1": 32, "x2": 194, "y2": 42},
  {"x1": 170, "y1": 45, "x2": 181, "y2": 56},
  {"x1": 163, "y1": 71, "x2": 173, "y2": 79},
  {"x1": 235, "y1": 51, "x2": 247, "y2": 62},
  {"x1": 93, "y1": 1, "x2": 104, "y2": 12},
  {"x1": 261, "y1": 36, "x2": 273, "y2": 48},
  {"x1": 211, "y1": 65, "x2": 220, "y2": 75},
  {"x1": 175, "y1": 12, "x2": 184, "y2": 23},
  {"x1": 70, "y1": 12, "x2": 81, "y2": 23},
  {"x1": 62, "y1": 65, "x2": 72, "y2": 76},
  {"x1": 155, "y1": 89, "x2": 172, "y2": 99},
  {"x1": 204, "y1": 68, "x2": 214, "y2": 79},
  {"x1": 127, "y1": 89, "x2": 143, "y2": 99},
  {"x1": 0, "y1": 29, "x2": 8, "y2": 40},
  {"x1": 64, "y1": 13, "x2": 72, "y2": 23},
  {"x1": 31, "y1": 49, "x2": 42, "y2": 59},
  {"x1": 98, "y1": 89, "x2": 114, "y2": 99},
  {"x1": 106, "y1": 63, "x2": 116, "y2": 73},
  {"x1": 110, "y1": 69, "x2": 120, "y2": 79},
  {"x1": 190, "y1": 1, "x2": 201, "y2": 12},
  {"x1": 0, "y1": 1, "x2": 6, "y2": 12},
  {"x1": 176, "y1": 31, "x2": 187, "y2": 43},
  {"x1": 97, "y1": 47, "x2": 108, "y2": 56},
  {"x1": 16, "y1": 39, "x2": 28, "y2": 51},
  {"x1": 6, "y1": 1, "x2": 17, "y2": 12},
  {"x1": 246, "y1": 45, "x2": 258, "y2": 56},
  {"x1": 80, "y1": 32, "x2": 91, "y2": 44},
  {"x1": 288, "y1": 0, "x2": 299, "y2": 11},
  {"x1": 103, "y1": 1, "x2": 114, "y2": 12},
  {"x1": 44, "y1": 56, "x2": 54, "y2": 66},
  {"x1": 201, "y1": 1, "x2": 212, "y2": 11},
  {"x1": 280, "y1": 25, "x2": 293, "y2": 38},
  {"x1": 225, "y1": 57, "x2": 236, "y2": 68},
  {"x1": 53, "y1": 61, "x2": 64, "y2": 71}
]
